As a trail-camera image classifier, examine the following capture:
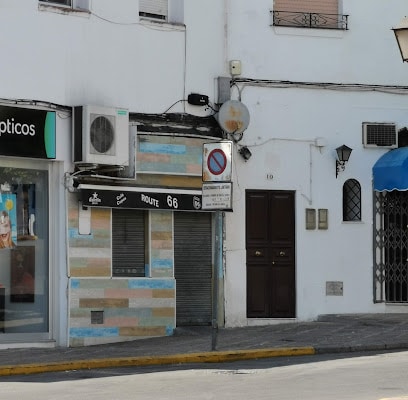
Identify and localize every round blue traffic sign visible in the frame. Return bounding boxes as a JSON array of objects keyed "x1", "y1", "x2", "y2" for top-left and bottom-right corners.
[{"x1": 207, "y1": 149, "x2": 227, "y2": 175}]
